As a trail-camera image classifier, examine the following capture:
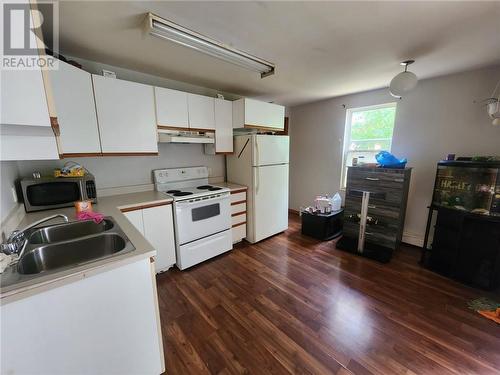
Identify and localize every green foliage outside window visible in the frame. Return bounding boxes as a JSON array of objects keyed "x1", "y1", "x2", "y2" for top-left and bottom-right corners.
[{"x1": 350, "y1": 107, "x2": 396, "y2": 142}]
